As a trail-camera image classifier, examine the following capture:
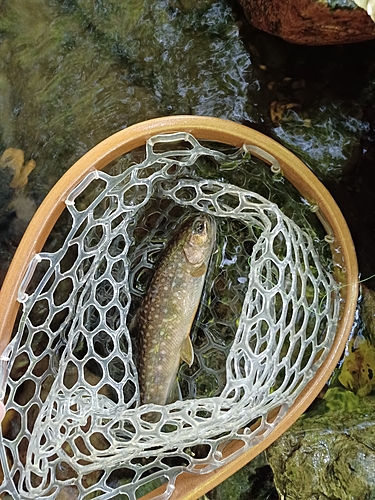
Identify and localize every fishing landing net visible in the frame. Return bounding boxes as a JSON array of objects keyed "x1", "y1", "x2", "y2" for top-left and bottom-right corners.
[{"x1": 0, "y1": 132, "x2": 340, "y2": 499}]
